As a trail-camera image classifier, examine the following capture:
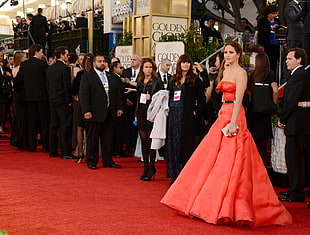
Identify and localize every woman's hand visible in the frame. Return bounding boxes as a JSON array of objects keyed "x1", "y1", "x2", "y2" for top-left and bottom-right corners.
[
  {"x1": 146, "y1": 91, "x2": 150, "y2": 101},
  {"x1": 125, "y1": 88, "x2": 136, "y2": 93},
  {"x1": 227, "y1": 123, "x2": 238, "y2": 136}
]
